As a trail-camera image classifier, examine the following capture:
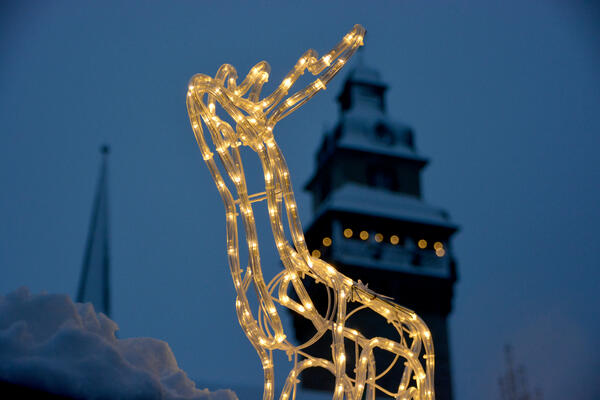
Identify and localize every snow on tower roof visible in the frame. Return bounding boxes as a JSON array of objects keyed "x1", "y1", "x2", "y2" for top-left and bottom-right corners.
[
  {"x1": 313, "y1": 183, "x2": 457, "y2": 230},
  {"x1": 332, "y1": 111, "x2": 425, "y2": 160}
]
